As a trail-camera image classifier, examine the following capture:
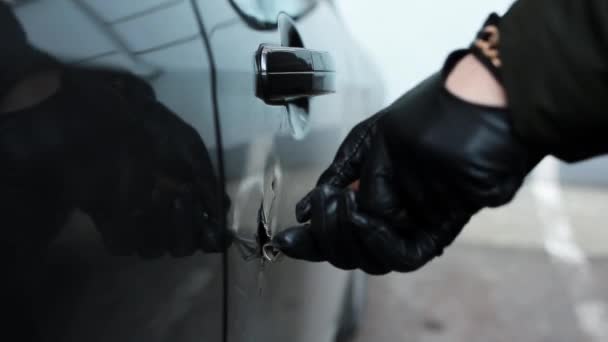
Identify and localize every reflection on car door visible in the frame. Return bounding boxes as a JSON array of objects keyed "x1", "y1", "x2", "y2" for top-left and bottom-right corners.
[
  {"x1": 195, "y1": 1, "x2": 383, "y2": 341},
  {"x1": 12, "y1": 1, "x2": 224, "y2": 341}
]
